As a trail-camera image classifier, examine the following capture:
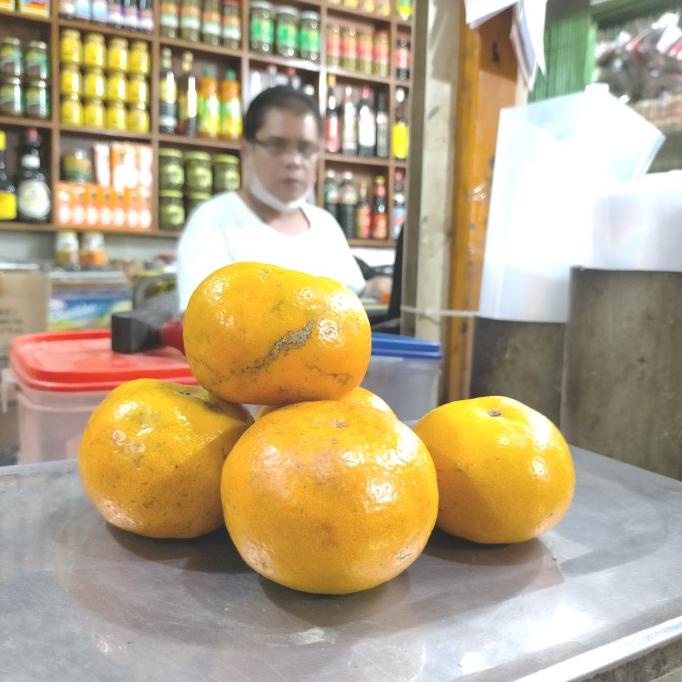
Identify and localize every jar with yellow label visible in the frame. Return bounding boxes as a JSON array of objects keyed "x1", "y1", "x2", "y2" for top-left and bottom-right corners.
[
  {"x1": 213, "y1": 154, "x2": 240, "y2": 192},
  {"x1": 184, "y1": 151, "x2": 212, "y2": 192},
  {"x1": 127, "y1": 74, "x2": 148, "y2": 105},
  {"x1": 107, "y1": 38, "x2": 128, "y2": 73},
  {"x1": 106, "y1": 71, "x2": 126, "y2": 102},
  {"x1": 84, "y1": 33, "x2": 105, "y2": 69},
  {"x1": 60, "y1": 30, "x2": 82, "y2": 66},
  {"x1": 159, "y1": 148, "x2": 184, "y2": 191},
  {"x1": 127, "y1": 103, "x2": 149, "y2": 133},
  {"x1": 129, "y1": 41, "x2": 150, "y2": 75},
  {"x1": 159, "y1": 190, "x2": 185, "y2": 231},
  {"x1": 84, "y1": 98, "x2": 105, "y2": 128},
  {"x1": 83, "y1": 68, "x2": 105, "y2": 99},
  {"x1": 106, "y1": 100, "x2": 126, "y2": 130},
  {"x1": 61, "y1": 93, "x2": 83, "y2": 126},
  {"x1": 60, "y1": 64, "x2": 81, "y2": 96}
]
